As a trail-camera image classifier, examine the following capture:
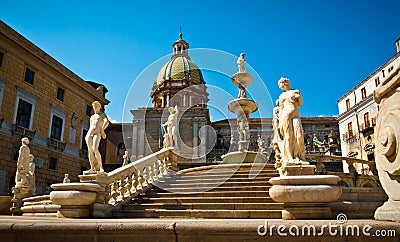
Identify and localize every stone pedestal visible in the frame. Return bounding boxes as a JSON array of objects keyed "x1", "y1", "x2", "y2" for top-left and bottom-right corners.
[
  {"x1": 221, "y1": 151, "x2": 267, "y2": 164},
  {"x1": 50, "y1": 183, "x2": 100, "y2": 218},
  {"x1": 373, "y1": 65, "x2": 400, "y2": 222},
  {"x1": 79, "y1": 173, "x2": 111, "y2": 218},
  {"x1": 0, "y1": 196, "x2": 12, "y2": 215},
  {"x1": 10, "y1": 186, "x2": 34, "y2": 215},
  {"x1": 269, "y1": 174, "x2": 342, "y2": 219}
]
